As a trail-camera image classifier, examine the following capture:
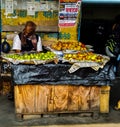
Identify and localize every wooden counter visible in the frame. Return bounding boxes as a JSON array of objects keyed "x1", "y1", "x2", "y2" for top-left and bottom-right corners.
[
  {"x1": 14, "y1": 85, "x2": 110, "y2": 120},
  {"x1": 10, "y1": 63, "x2": 113, "y2": 120}
]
